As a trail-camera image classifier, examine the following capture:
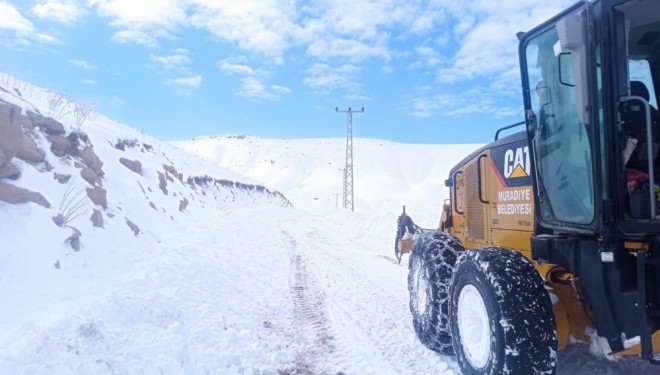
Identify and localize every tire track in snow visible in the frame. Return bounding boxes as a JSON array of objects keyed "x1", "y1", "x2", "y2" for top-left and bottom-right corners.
[
  {"x1": 286, "y1": 226, "x2": 459, "y2": 375},
  {"x1": 283, "y1": 231, "x2": 337, "y2": 374}
]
